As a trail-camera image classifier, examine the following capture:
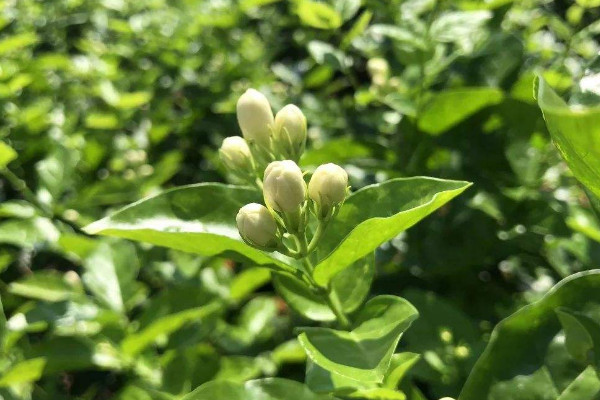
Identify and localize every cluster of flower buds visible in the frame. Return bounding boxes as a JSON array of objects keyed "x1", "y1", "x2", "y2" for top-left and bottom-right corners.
[
  {"x1": 236, "y1": 159, "x2": 348, "y2": 255},
  {"x1": 227, "y1": 89, "x2": 348, "y2": 255},
  {"x1": 219, "y1": 88, "x2": 307, "y2": 184}
]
